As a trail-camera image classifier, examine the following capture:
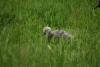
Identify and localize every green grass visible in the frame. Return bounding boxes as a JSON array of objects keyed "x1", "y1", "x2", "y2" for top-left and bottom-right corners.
[{"x1": 0, "y1": 0, "x2": 100, "y2": 67}]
